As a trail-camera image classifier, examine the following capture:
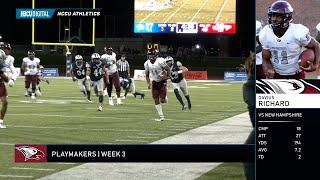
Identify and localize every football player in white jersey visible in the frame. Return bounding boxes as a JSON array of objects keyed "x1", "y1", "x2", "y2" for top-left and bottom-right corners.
[
  {"x1": 0, "y1": 44, "x2": 9, "y2": 128},
  {"x1": 256, "y1": 20, "x2": 265, "y2": 79},
  {"x1": 21, "y1": 50, "x2": 41, "y2": 99},
  {"x1": 144, "y1": 50, "x2": 171, "y2": 121},
  {"x1": 1, "y1": 43, "x2": 17, "y2": 87},
  {"x1": 101, "y1": 47, "x2": 122, "y2": 106},
  {"x1": 259, "y1": 0, "x2": 320, "y2": 79}
]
